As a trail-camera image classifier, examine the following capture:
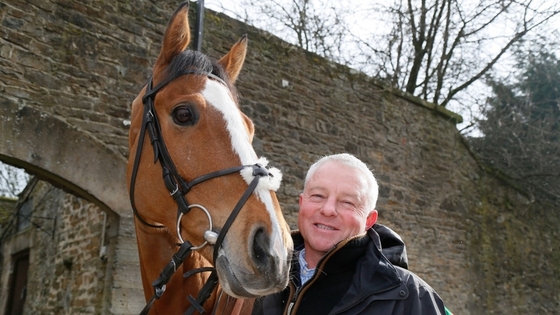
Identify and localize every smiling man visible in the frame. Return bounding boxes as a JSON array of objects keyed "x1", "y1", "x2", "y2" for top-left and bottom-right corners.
[{"x1": 252, "y1": 153, "x2": 448, "y2": 315}]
